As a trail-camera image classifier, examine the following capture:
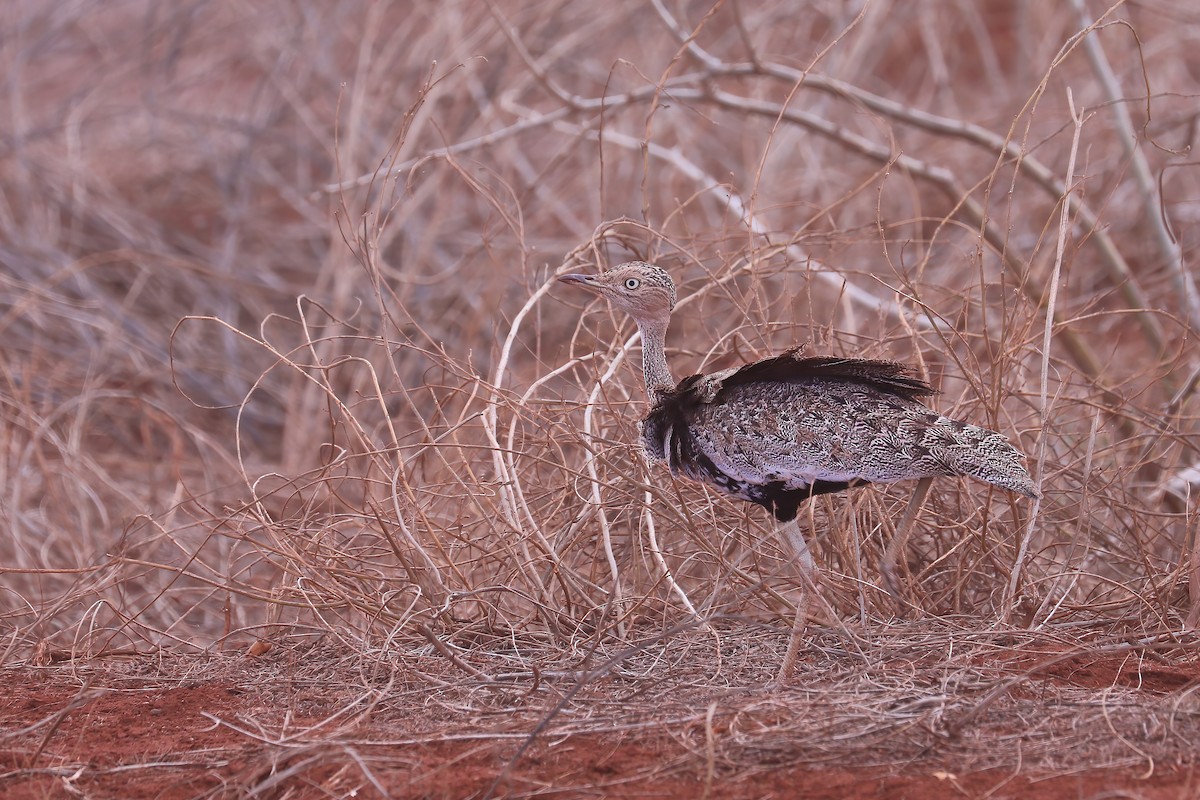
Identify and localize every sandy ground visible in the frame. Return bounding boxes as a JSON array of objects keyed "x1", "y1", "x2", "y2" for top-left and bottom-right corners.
[{"x1": 3, "y1": 635, "x2": 1198, "y2": 799}]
